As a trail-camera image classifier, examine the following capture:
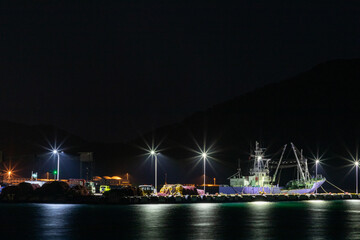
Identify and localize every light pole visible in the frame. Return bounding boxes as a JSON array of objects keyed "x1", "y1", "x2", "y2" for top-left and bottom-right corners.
[
  {"x1": 315, "y1": 159, "x2": 319, "y2": 194},
  {"x1": 150, "y1": 150, "x2": 158, "y2": 193},
  {"x1": 355, "y1": 161, "x2": 359, "y2": 194},
  {"x1": 202, "y1": 152, "x2": 207, "y2": 194},
  {"x1": 52, "y1": 149, "x2": 62, "y2": 181}
]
